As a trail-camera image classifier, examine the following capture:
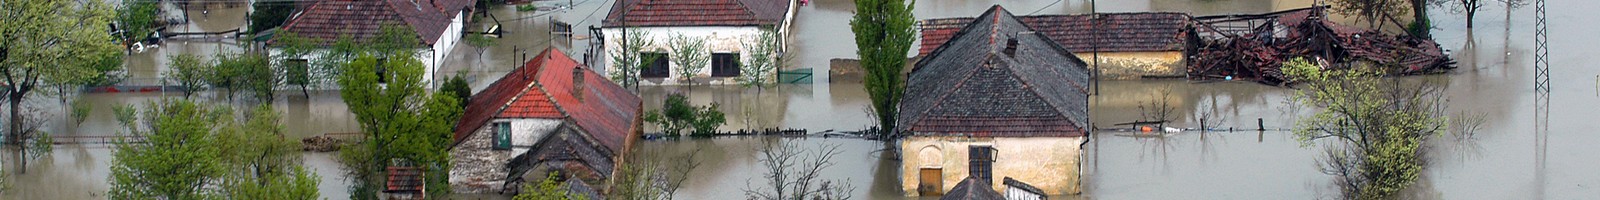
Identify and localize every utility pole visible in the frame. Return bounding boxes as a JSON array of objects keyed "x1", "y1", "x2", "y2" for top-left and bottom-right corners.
[{"x1": 1092, "y1": 0, "x2": 1100, "y2": 95}]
